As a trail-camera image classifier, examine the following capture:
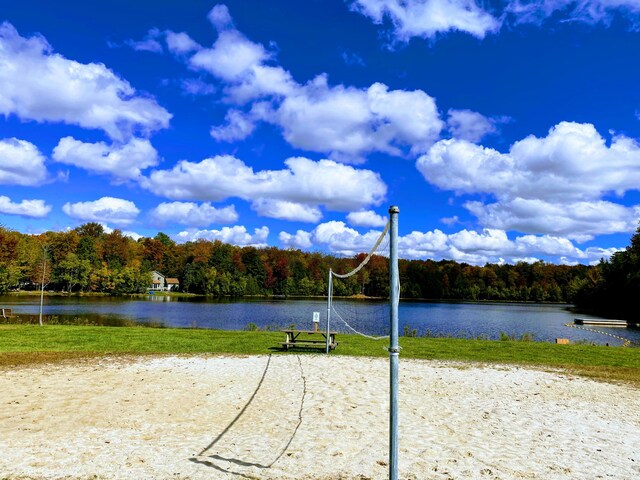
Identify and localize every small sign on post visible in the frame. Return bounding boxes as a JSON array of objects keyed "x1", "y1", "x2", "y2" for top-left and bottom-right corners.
[{"x1": 313, "y1": 311, "x2": 320, "y2": 332}]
